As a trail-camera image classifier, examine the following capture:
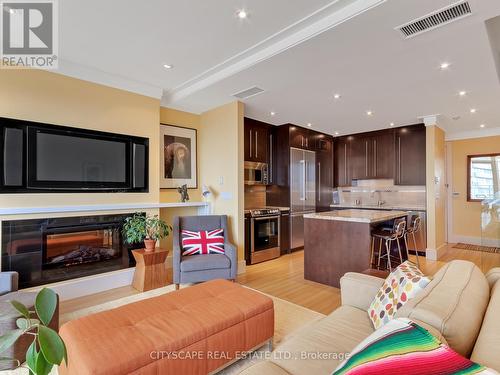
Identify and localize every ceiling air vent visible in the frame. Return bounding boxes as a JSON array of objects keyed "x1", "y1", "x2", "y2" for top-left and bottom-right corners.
[
  {"x1": 233, "y1": 86, "x2": 265, "y2": 100},
  {"x1": 396, "y1": 1, "x2": 472, "y2": 39}
]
